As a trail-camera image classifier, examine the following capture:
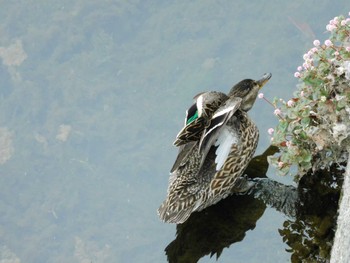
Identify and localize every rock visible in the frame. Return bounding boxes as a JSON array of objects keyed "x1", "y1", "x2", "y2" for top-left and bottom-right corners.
[{"x1": 331, "y1": 153, "x2": 350, "y2": 263}]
